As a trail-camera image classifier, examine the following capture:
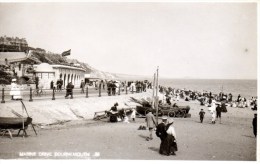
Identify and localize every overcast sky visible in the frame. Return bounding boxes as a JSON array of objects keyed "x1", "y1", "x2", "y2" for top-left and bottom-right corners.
[{"x1": 0, "y1": 2, "x2": 257, "y2": 79}]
